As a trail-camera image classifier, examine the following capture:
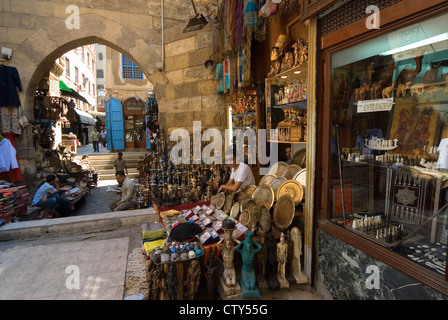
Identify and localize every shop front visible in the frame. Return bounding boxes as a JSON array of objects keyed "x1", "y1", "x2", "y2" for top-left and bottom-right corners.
[
  {"x1": 106, "y1": 96, "x2": 151, "y2": 151},
  {"x1": 316, "y1": 0, "x2": 448, "y2": 298}
]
